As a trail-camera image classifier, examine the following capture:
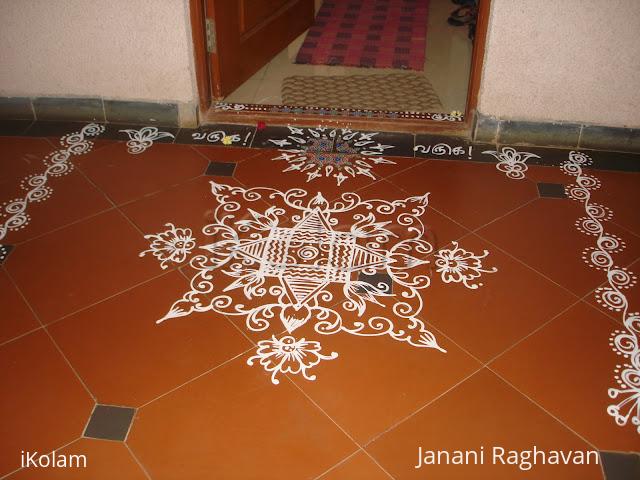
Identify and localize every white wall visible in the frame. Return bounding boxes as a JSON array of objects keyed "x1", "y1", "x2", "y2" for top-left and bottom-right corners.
[
  {"x1": 478, "y1": 0, "x2": 640, "y2": 128},
  {"x1": 1, "y1": 0, "x2": 639, "y2": 129},
  {"x1": 0, "y1": 0, "x2": 196, "y2": 103}
]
